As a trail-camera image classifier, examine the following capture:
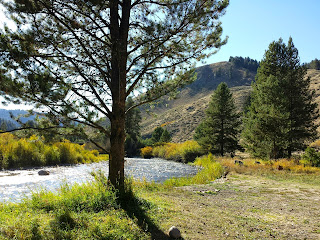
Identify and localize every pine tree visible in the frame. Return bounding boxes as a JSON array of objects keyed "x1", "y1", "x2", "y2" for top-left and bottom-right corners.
[
  {"x1": 125, "y1": 97, "x2": 142, "y2": 157},
  {"x1": 242, "y1": 38, "x2": 319, "y2": 159},
  {"x1": 151, "y1": 127, "x2": 164, "y2": 144},
  {"x1": 0, "y1": 0, "x2": 228, "y2": 191},
  {"x1": 242, "y1": 75, "x2": 289, "y2": 159},
  {"x1": 160, "y1": 128, "x2": 172, "y2": 143},
  {"x1": 194, "y1": 82, "x2": 241, "y2": 156}
]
